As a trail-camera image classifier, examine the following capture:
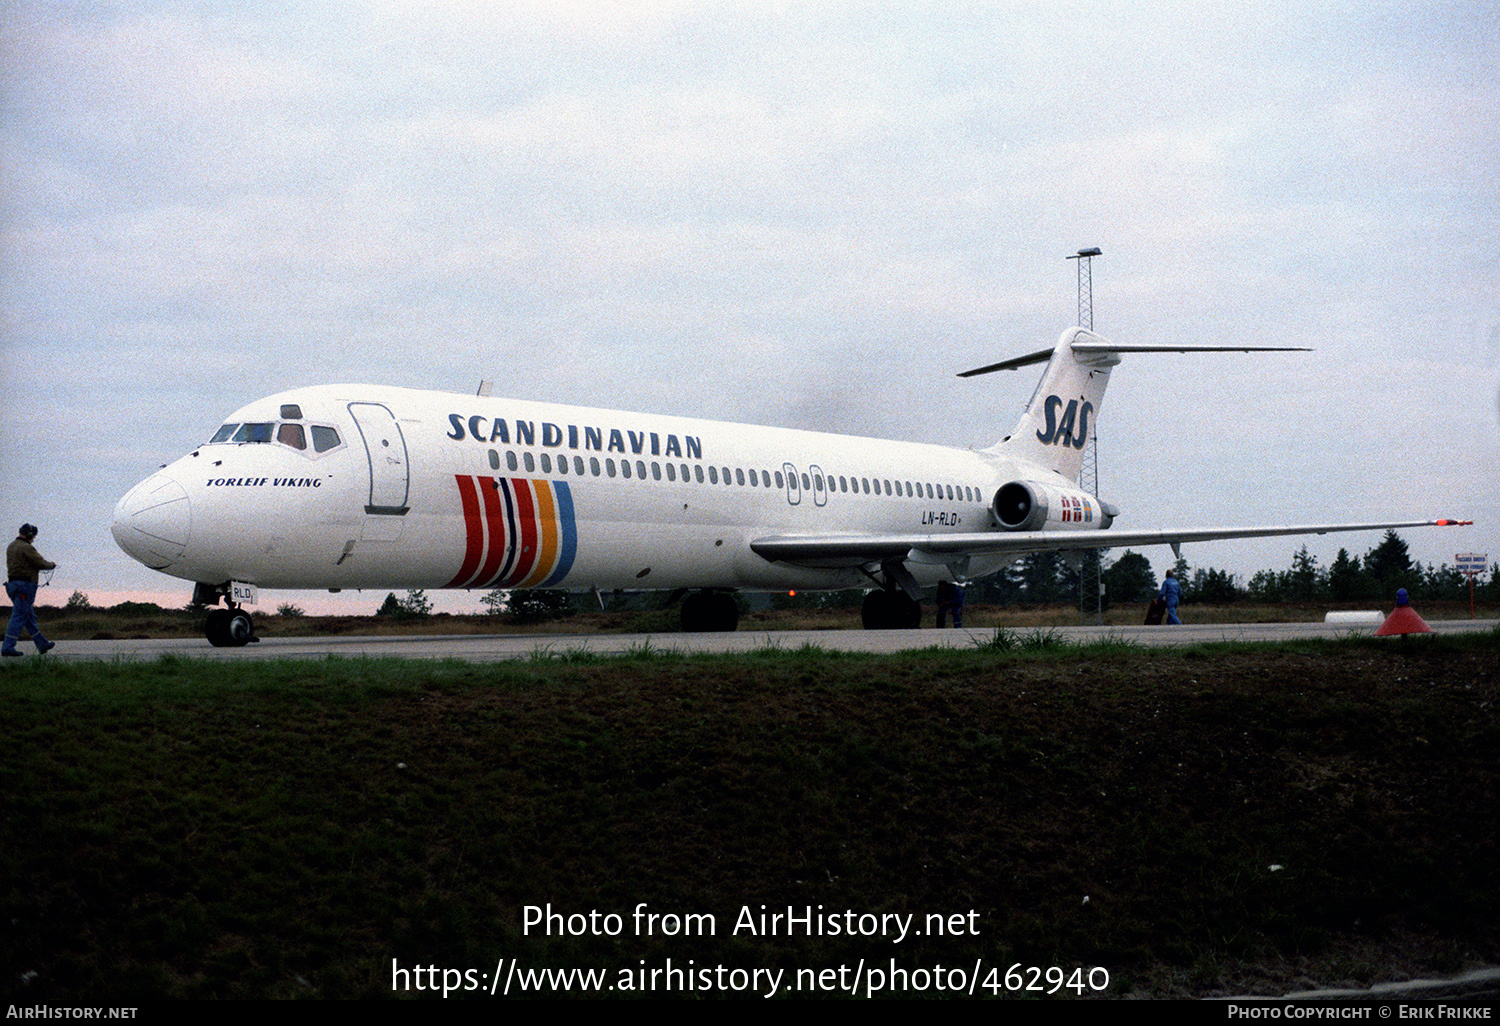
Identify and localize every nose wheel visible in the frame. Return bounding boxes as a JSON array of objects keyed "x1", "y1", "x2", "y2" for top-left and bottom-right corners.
[{"x1": 205, "y1": 606, "x2": 256, "y2": 647}]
